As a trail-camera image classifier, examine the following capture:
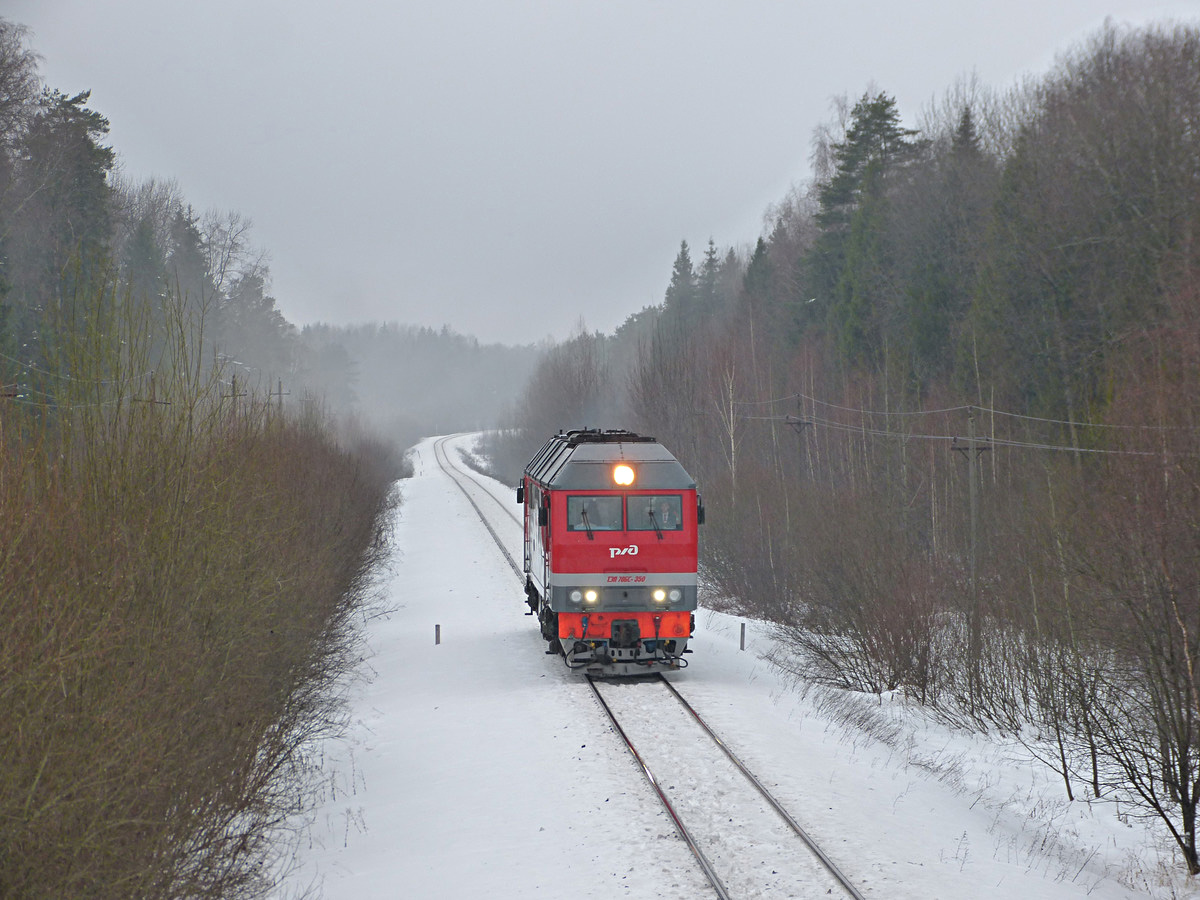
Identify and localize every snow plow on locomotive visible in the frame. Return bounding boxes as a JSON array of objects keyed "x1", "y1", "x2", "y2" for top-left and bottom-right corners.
[{"x1": 517, "y1": 429, "x2": 703, "y2": 676}]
